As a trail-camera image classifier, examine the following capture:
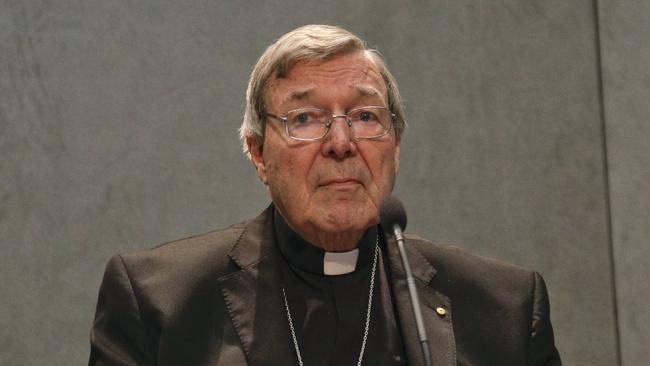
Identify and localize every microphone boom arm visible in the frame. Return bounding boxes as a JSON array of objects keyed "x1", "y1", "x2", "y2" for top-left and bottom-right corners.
[{"x1": 393, "y1": 224, "x2": 432, "y2": 366}]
